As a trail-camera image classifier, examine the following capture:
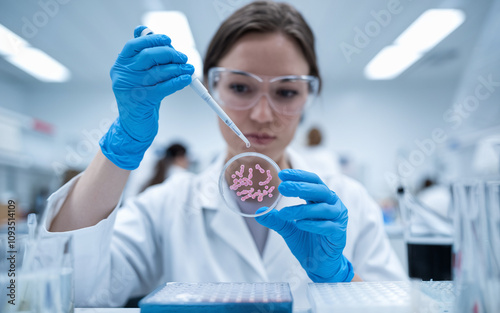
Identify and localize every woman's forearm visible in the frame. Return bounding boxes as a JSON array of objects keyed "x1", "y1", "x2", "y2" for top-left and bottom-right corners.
[{"x1": 49, "y1": 150, "x2": 130, "y2": 232}]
